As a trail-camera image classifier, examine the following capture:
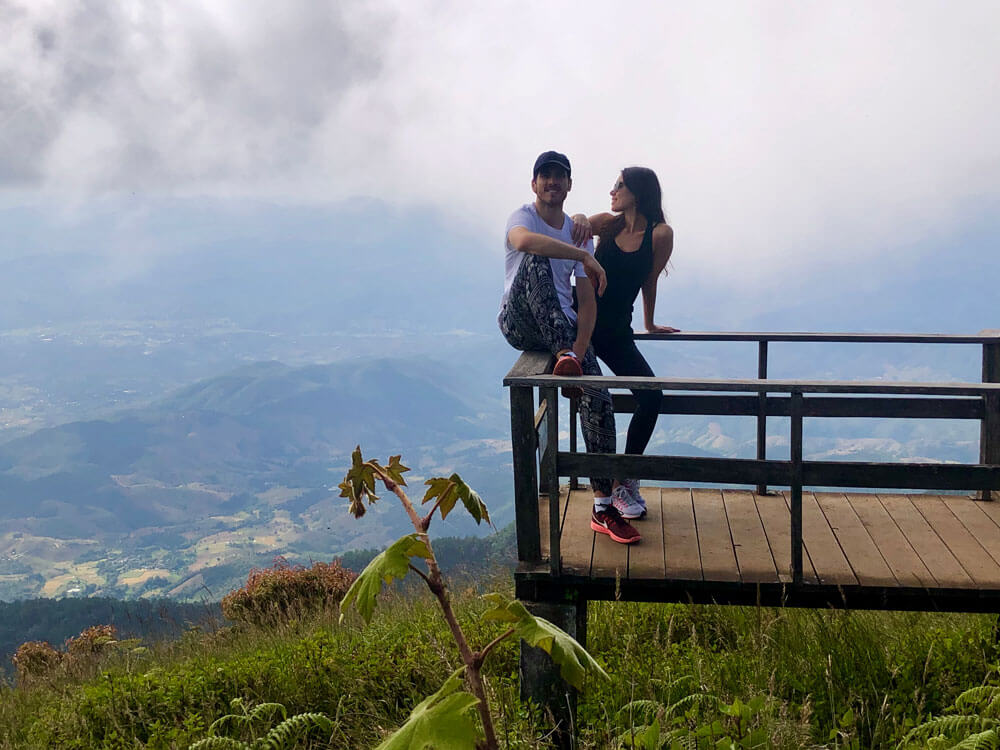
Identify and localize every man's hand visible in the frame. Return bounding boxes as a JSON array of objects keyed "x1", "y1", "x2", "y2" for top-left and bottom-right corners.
[
  {"x1": 583, "y1": 254, "x2": 606, "y2": 296},
  {"x1": 646, "y1": 324, "x2": 680, "y2": 333},
  {"x1": 570, "y1": 214, "x2": 592, "y2": 247}
]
